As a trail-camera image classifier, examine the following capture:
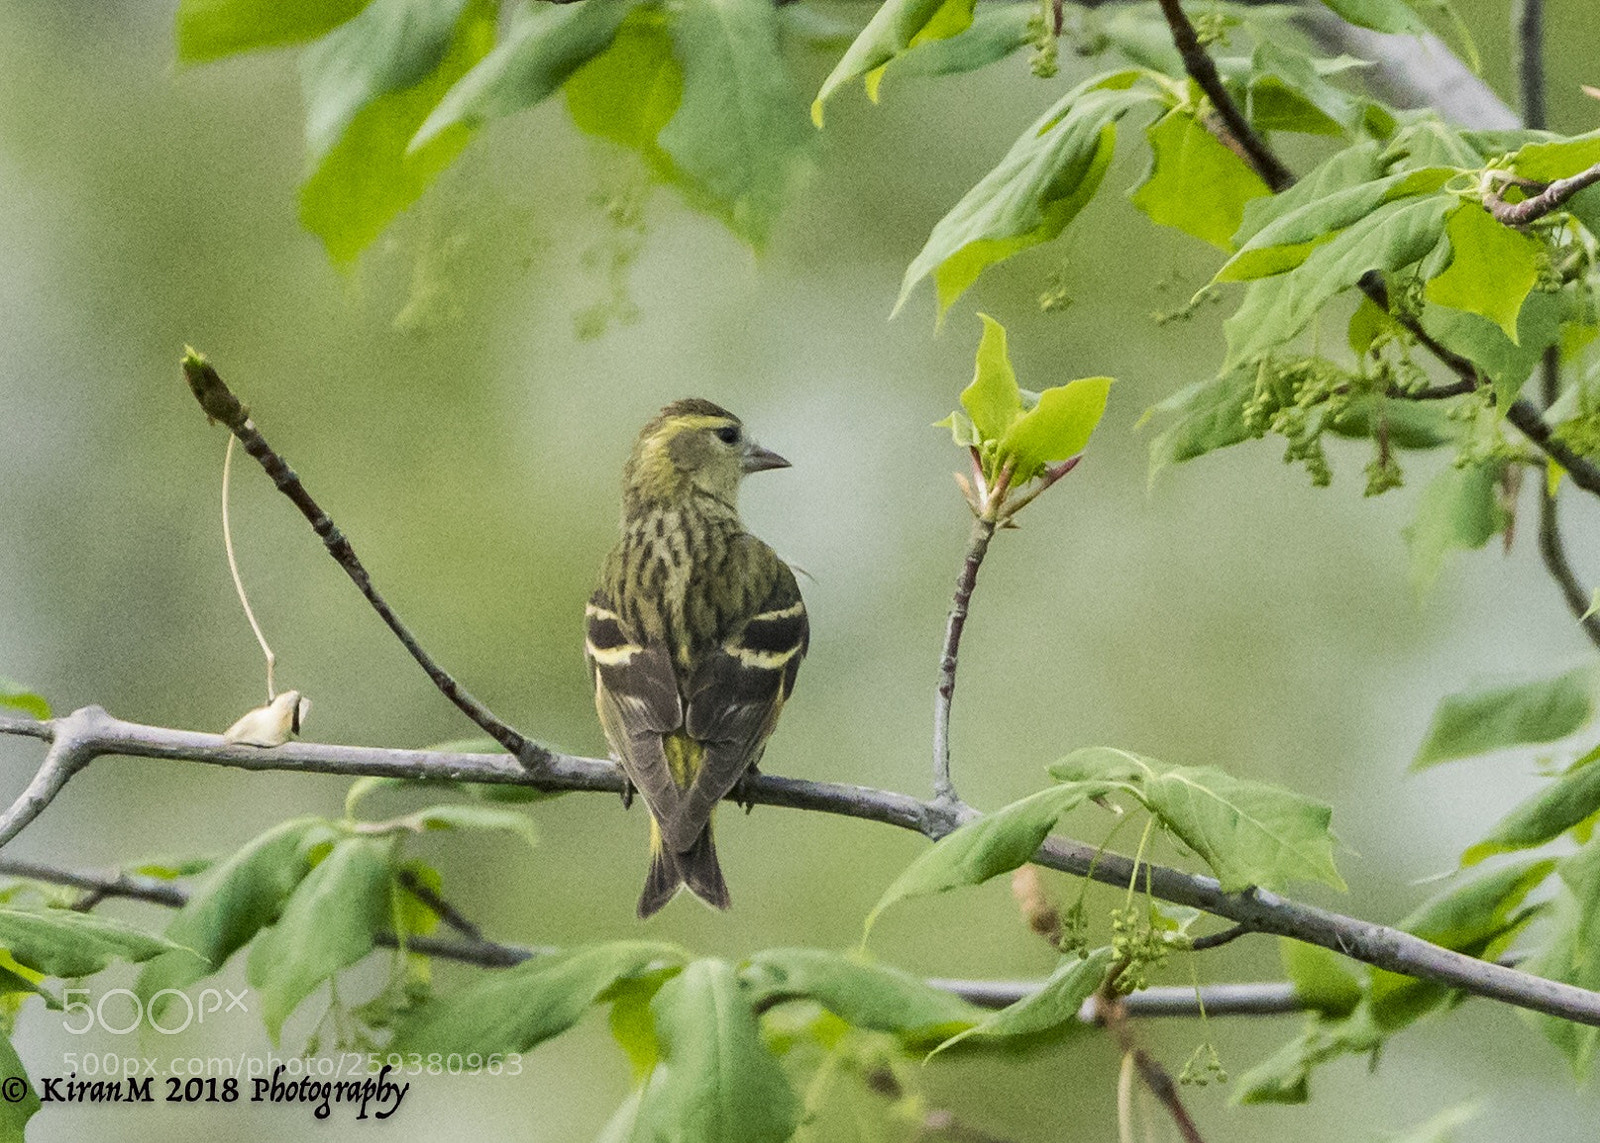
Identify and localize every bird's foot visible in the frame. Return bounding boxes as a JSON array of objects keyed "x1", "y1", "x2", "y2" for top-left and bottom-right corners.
[{"x1": 734, "y1": 766, "x2": 760, "y2": 814}]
